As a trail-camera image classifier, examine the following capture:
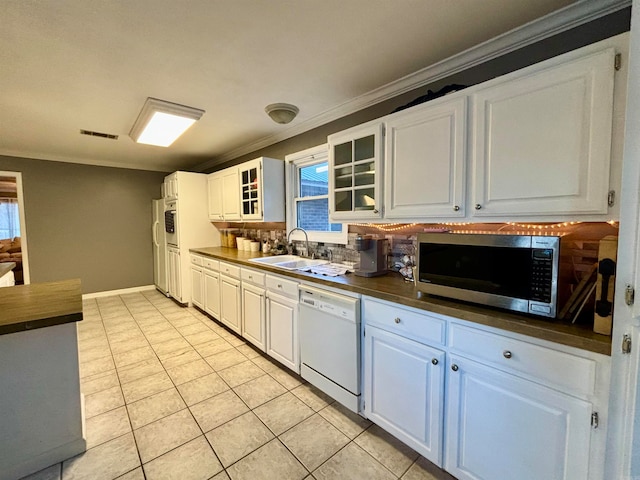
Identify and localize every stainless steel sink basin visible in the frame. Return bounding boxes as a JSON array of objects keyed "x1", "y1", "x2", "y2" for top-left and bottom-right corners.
[
  {"x1": 248, "y1": 255, "x2": 301, "y2": 265},
  {"x1": 248, "y1": 255, "x2": 328, "y2": 271}
]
